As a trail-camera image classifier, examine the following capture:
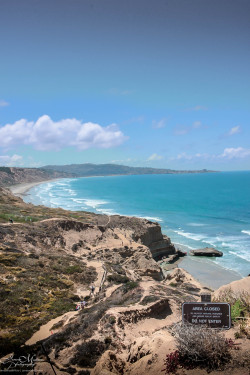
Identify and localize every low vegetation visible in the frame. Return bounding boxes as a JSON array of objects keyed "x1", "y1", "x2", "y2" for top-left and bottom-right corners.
[
  {"x1": 0, "y1": 187, "x2": 98, "y2": 224},
  {"x1": 213, "y1": 288, "x2": 250, "y2": 338},
  {"x1": 0, "y1": 249, "x2": 97, "y2": 356},
  {"x1": 163, "y1": 324, "x2": 239, "y2": 373}
]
